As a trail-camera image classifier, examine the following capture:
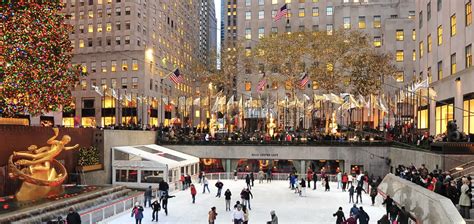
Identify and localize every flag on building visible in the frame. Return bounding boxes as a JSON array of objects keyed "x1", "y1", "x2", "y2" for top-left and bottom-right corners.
[
  {"x1": 257, "y1": 74, "x2": 267, "y2": 92},
  {"x1": 273, "y1": 4, "x2": 288, "y2": 22},
  {"x1": 169, "y1": 68, "x2": 184, "y2": 85},
  {"x1": 298, "y1": 73, "x2": 310, "y2": 89}
]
